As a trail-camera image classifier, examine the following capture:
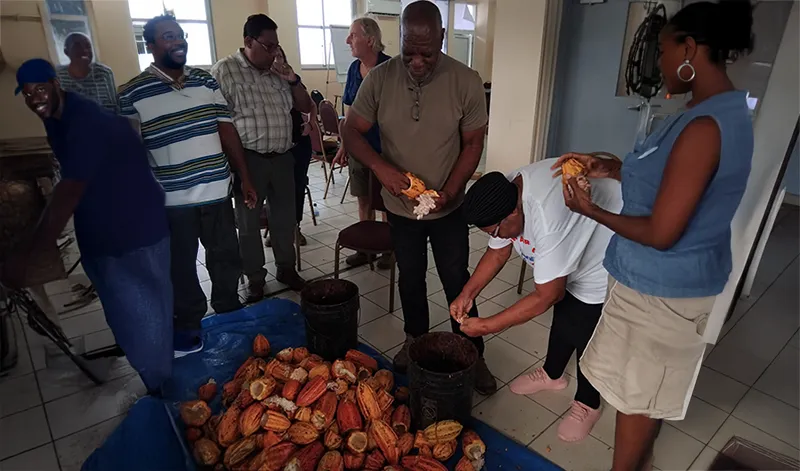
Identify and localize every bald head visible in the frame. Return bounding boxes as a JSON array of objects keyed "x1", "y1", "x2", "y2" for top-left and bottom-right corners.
[
  {"x1": 64, "y1": 32, "x2": 93, "y2": 67},
  {"x1": 401, "y1": 0, "x2": 444, "y2": 82}
]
